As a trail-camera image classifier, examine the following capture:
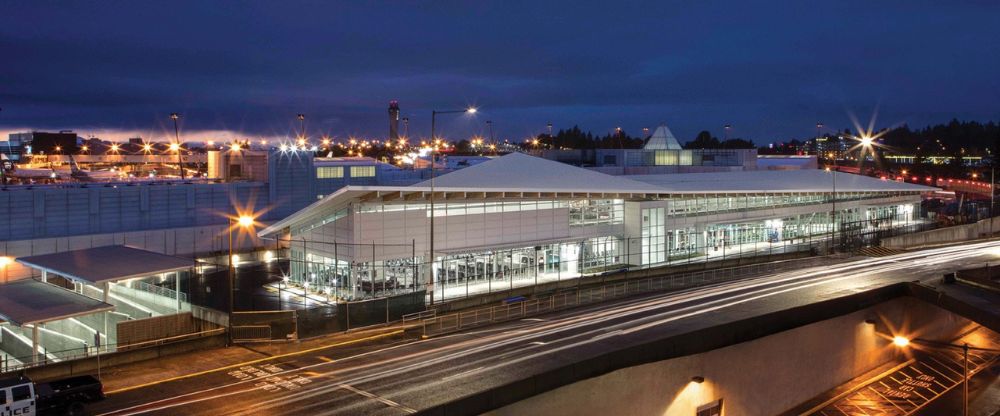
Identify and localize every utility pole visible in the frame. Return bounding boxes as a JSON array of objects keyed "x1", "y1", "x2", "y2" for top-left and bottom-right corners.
[
  {"x1": 171, "y1": 113, "x2": 184, "y2": 180},
  {"x1": 297, "y1": 114, "x2": 306, "y2": 144},
  {"x1": 428, "y1": 107, "x2": 477, "y2": 305}
]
